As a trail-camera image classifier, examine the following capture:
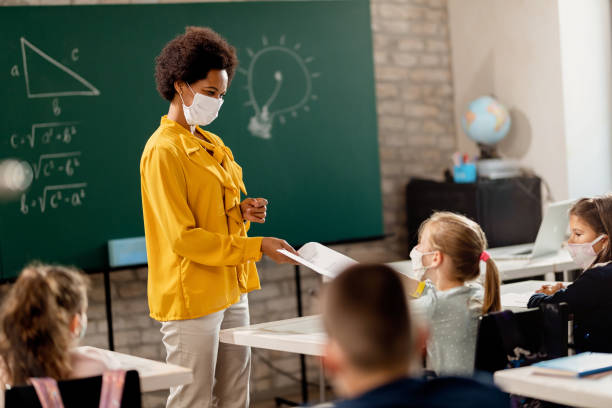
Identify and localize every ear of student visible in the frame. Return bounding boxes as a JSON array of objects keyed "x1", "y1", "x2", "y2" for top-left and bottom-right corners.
[
  {"x1": 69, "y1": 314, "x2": 80, "y2": 336},
  {"x1": 322, "y1": 340, "x2": 343, "y2": 374},
  {"x1": 432, "y1": 250, "x2": 443, "y2": 267}
]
